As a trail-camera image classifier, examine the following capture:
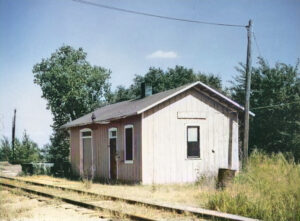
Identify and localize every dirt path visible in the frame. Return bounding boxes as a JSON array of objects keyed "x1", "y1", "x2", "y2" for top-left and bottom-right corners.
[
  {"x1": 0, "y1": 161, "x2": 22, "y2": 177},
  {"x1": 0, "y1": 188, "x2": 111, "y2": 221},
  {"x1": 15, "y1": 175, "x2": 213, "y2": 208}
]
